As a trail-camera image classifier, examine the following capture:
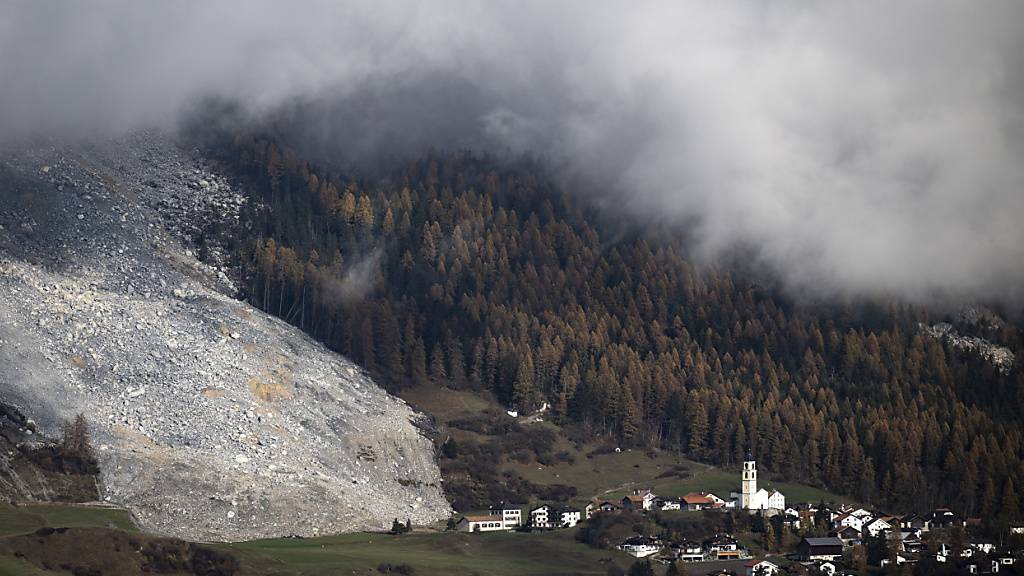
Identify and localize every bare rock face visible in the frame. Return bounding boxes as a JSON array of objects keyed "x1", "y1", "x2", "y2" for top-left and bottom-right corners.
[{"x1": 0, "y1": 132, "x2": 450, "y2": 541}]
